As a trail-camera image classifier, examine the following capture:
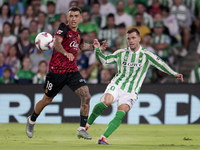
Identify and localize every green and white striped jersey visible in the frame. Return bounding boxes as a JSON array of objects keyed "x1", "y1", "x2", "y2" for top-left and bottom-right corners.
[{"x1": 95, "y1": 46, "x2": 178, "y2": 94}]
